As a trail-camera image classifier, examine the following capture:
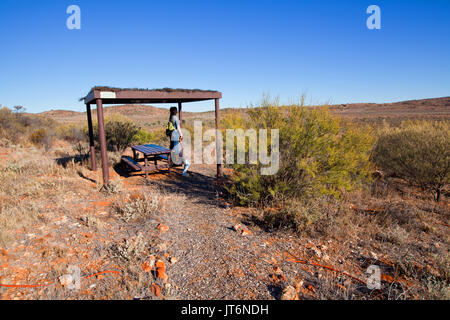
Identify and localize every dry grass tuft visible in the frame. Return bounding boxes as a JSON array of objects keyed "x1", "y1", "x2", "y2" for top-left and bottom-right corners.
[{"x1": 113, "y1": 192, "x2": 160, "y2": 222}]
